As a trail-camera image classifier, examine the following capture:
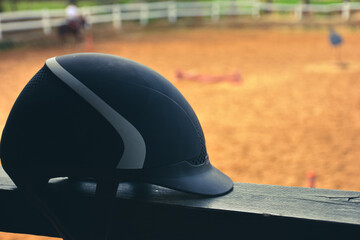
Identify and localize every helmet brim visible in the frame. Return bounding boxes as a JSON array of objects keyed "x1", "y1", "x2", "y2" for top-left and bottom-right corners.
[{"x1": 140, "y1": 160, "x2": 233, "y2": 197}]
